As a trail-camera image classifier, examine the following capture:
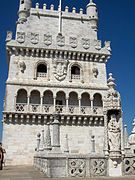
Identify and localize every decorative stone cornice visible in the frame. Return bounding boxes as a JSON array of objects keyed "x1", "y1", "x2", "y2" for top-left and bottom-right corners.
[
  {"x1": 6, "y1": 45, "x2": 110, "y2": 63},
  {"x1": 2, "y1": 112, "x2": 104, "y2": 126}
]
